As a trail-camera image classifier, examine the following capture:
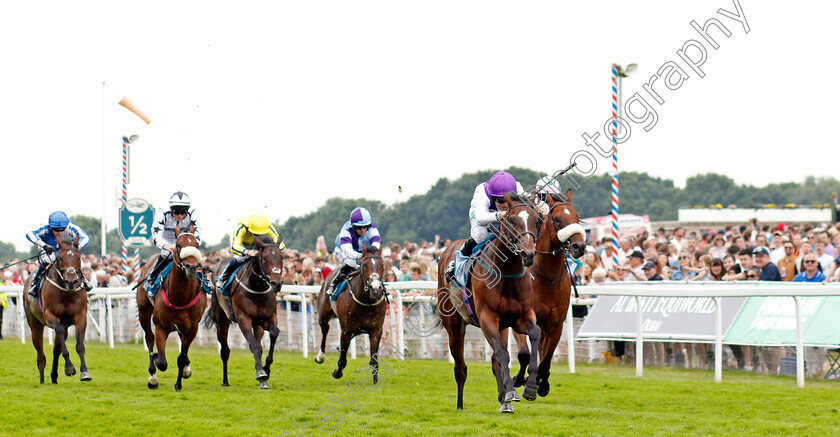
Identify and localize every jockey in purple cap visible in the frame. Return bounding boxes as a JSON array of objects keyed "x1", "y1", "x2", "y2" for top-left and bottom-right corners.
[{"x1": 445, "y1": 171, "x2": 525, "y2": 280}]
